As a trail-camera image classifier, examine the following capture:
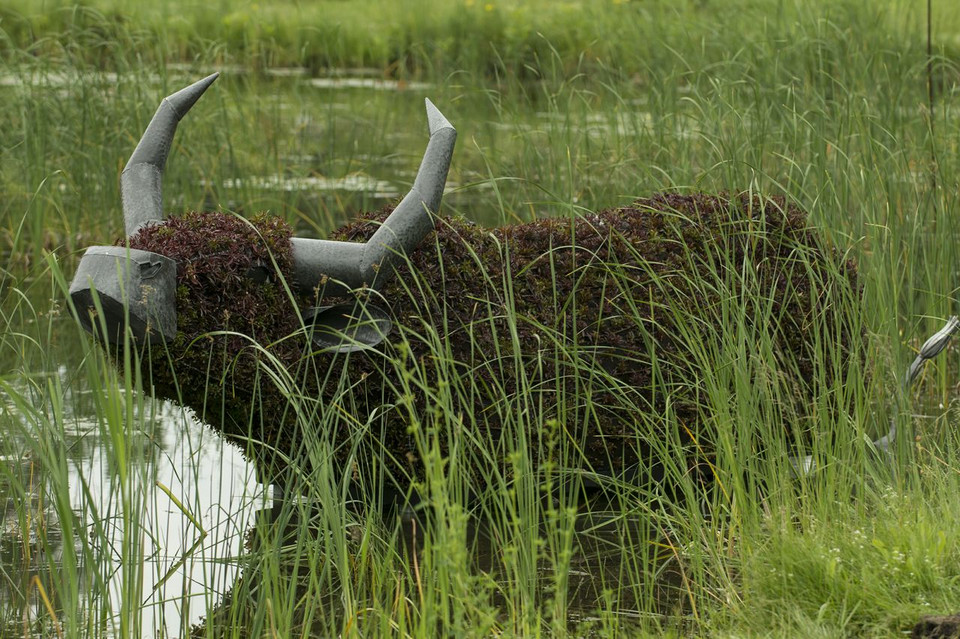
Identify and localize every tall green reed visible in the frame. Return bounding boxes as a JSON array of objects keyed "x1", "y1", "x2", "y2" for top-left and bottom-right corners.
[{"x1": 3, "y1": 0, "x2": 960, "y2": 635}]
